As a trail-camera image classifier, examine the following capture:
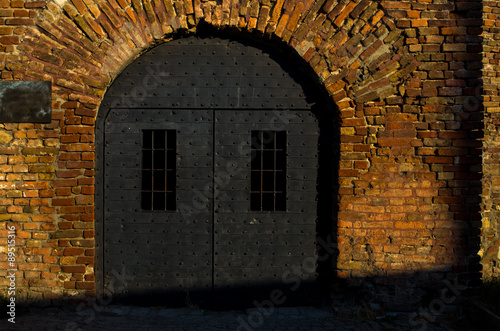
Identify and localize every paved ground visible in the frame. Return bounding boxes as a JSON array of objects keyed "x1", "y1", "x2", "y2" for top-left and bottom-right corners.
[{"x1": 1, "y1": 304, "x2": 457, "y2": 331}]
